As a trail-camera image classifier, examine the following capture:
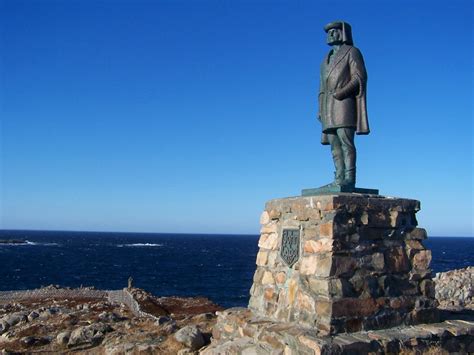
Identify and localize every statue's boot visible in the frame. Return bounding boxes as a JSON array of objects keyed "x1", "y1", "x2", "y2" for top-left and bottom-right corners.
[
  {"x1": 320, "y1": 170, "x2": 344, "y2": 188},
  {"x1": 320, "y1": 141, "x2": 345, "y2": 188},
  {"x1": 342, "y1": 167, "x2": 356, "y2": 190}
]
